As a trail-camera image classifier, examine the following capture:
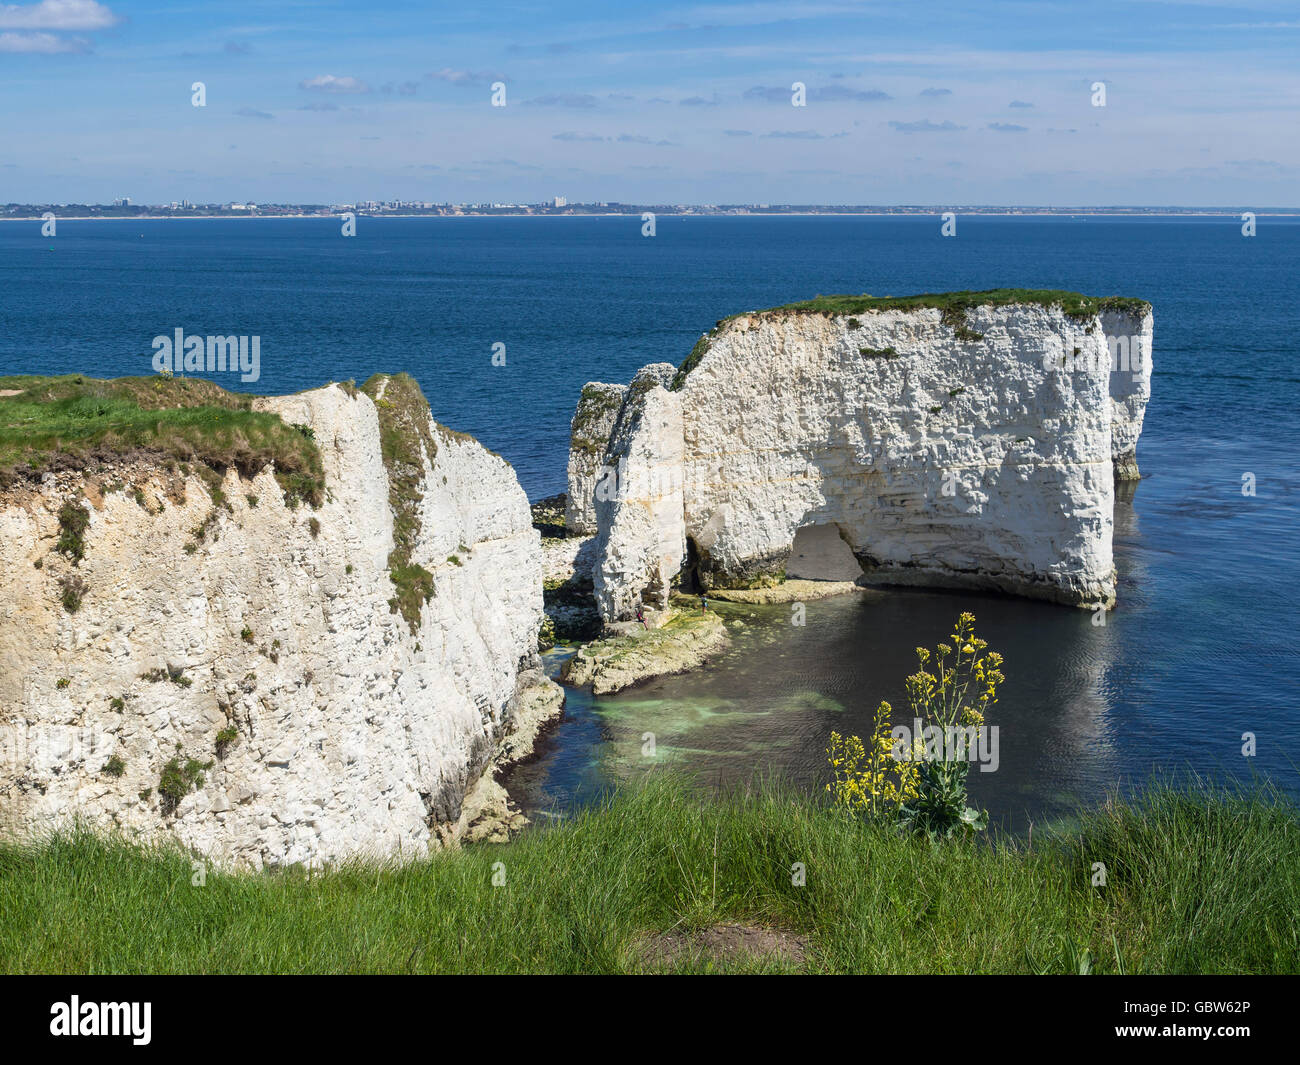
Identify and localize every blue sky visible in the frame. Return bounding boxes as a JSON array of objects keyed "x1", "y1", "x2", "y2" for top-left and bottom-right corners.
[{"x1": 2, "y1": 0, "x2": 1298, "y2": 205}]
